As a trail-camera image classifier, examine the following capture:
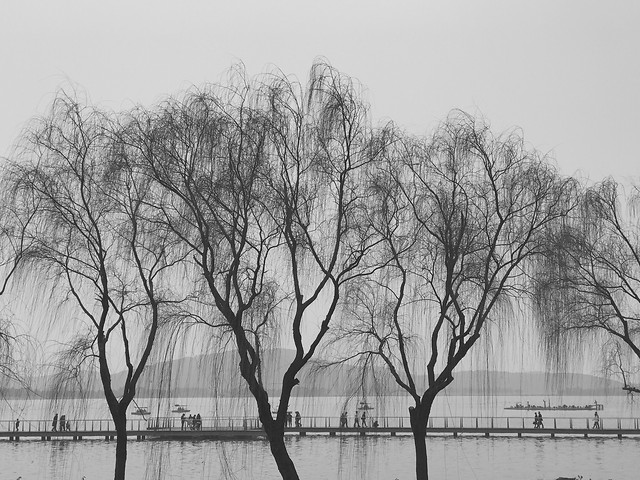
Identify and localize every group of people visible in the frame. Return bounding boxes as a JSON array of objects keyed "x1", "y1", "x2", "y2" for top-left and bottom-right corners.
[
  {"x1": 533, "y1": 412, "x2": 544, "y2": 428},
  {"x1": 52, "y1": 413, "x2": 71, "y2": 432},
  {"x1": 338, "y1": 410, "x2": 378, "y2": 428},
  {"x1": 285, "y1": 411, "x2": 302, "y2": 427},
  {"x1": 532, "y1": 411, "x2": 602, "y2": 429},
  {"x1": 180, "y1": 413, "x2": 202, "y2": 431}
]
